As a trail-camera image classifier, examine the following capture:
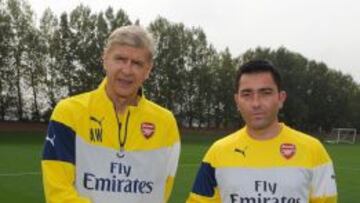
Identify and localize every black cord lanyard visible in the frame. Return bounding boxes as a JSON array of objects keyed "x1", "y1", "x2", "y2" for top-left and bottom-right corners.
[
  {"x1": 116, "y1": 110, "x2": 130, "y2": 158},
  {"x1": 120, "y1": 111, "x2": 130, "y2": 149}
]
